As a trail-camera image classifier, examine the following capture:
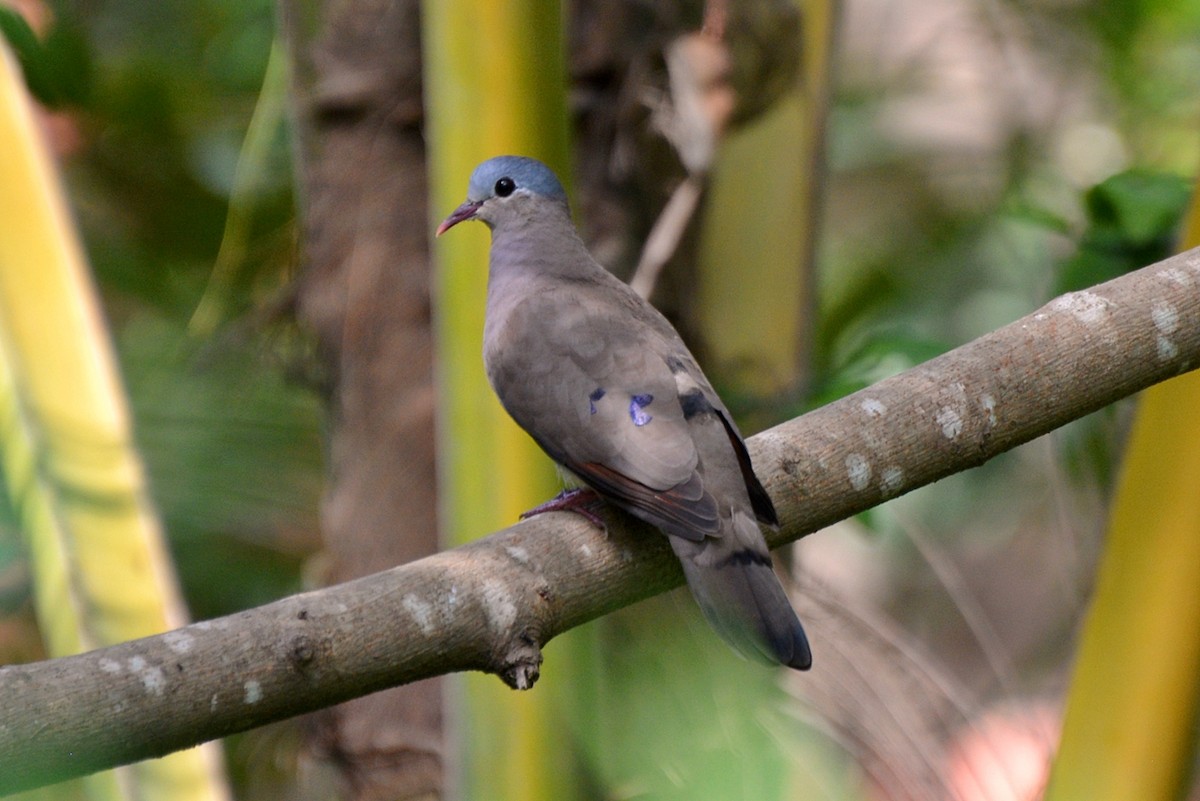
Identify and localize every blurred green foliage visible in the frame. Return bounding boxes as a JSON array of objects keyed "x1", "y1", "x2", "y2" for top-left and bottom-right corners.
[
  {"x1": 805, "y1": 0, "x2": 1198, "y2": 549},
  {"x1": 119, "y1": 316, "x2": 322, "y2": 620},
  {"x1": 0, "y1": 0, "x2": 312, "y2": 637}
]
